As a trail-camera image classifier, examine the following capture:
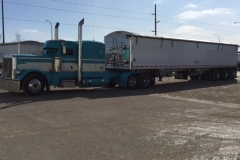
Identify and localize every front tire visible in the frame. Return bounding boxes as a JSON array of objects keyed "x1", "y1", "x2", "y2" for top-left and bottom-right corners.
[{"x1": 22, "y1": 74, "x2": 46, "y2": 96}]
